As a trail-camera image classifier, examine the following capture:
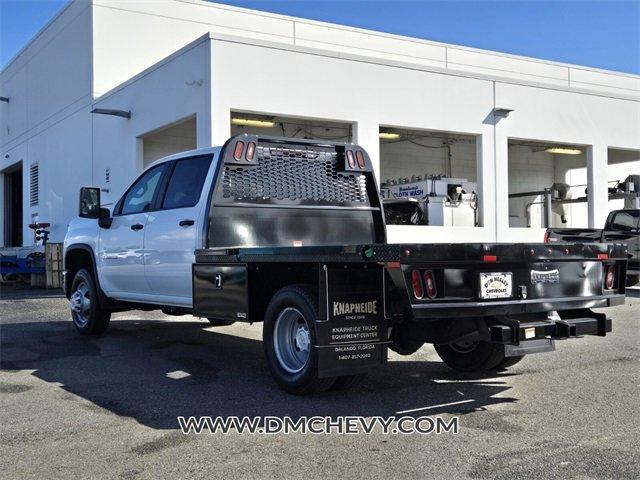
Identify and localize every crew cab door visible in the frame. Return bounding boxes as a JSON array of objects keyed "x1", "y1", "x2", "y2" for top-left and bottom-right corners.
[
  {"x1": 144, "y1": 155, "x2": 214, "y2": 303},
  {"x1": 98, "y1": 164, "x2": 167, "y2": 297}
]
